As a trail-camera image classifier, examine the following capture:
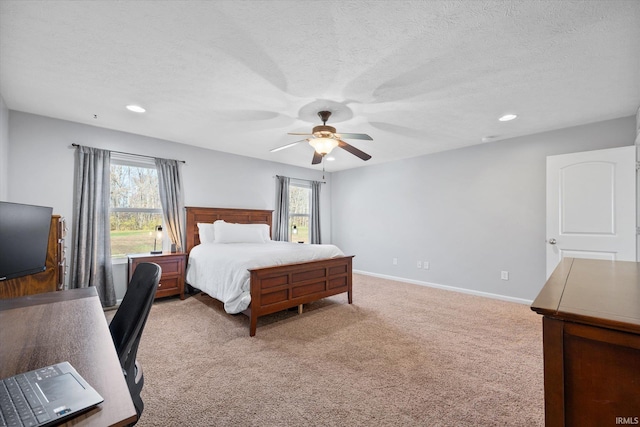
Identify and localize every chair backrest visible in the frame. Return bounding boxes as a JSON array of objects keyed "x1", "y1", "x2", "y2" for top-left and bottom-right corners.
[{"x1": 109, "y1": 262, "x2": 161, "y2": 372}]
